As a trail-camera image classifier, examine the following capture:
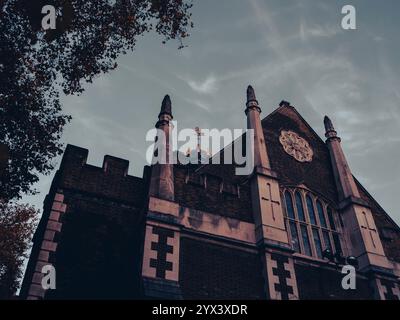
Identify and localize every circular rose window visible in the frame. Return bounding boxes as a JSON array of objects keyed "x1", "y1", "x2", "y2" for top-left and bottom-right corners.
[{"x1": 279, "y1": 130, "x2": 313, "y2": 162}]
